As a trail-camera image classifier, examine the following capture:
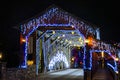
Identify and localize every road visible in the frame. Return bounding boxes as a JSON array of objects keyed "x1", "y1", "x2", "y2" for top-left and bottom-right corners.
[
  {"x1": 92, "y1": 68, "x2": 114, "y2": 80},
  {"x1": 37, "y1": 69, "x2": 84, "y2": 80}
]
